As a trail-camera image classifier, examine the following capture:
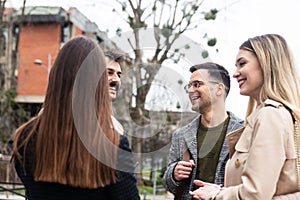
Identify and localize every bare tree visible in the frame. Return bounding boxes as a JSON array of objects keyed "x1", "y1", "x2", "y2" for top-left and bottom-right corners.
[
  {"x1": 110, "y1": 0, "x2": 219, "y2": 184},
  {"x1": 0, "y1": 0, "x2": 28, "y2": 154}
]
